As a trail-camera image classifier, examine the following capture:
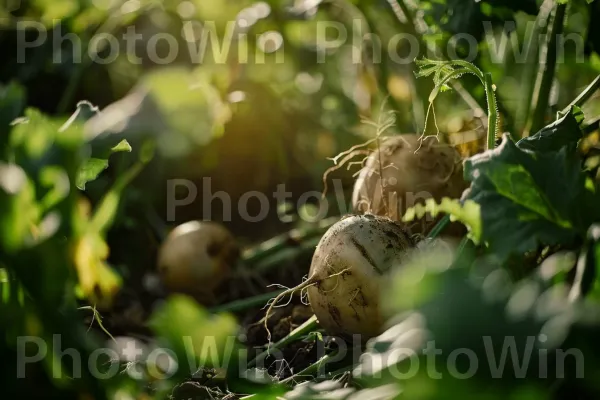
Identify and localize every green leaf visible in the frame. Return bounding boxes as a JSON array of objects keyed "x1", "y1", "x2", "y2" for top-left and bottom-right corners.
[
  {"x1": 465, "y1": 136, "x2": 597, "y2": 260},
  {"x1": 461, "y1": 107, "x2": 597, "y2": 261},
  {"x1": 403, "y1": 198, "x2": 482, "y2": 243},
  {"x1": 75, "y1": 158, "x2": 108, "y2": 190},
  {"x1": 516, "y1": 106, "x2": 584, "y2": 153},
  {"x1": 110, "y1": 139, "x2": 132, "y2": 153},
  {"x1": 76, "y1": 139, "x2": 132, "y2": 190},
  {"x1": 73, "y1": 149, "x2": 150, "y2": 308}
]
